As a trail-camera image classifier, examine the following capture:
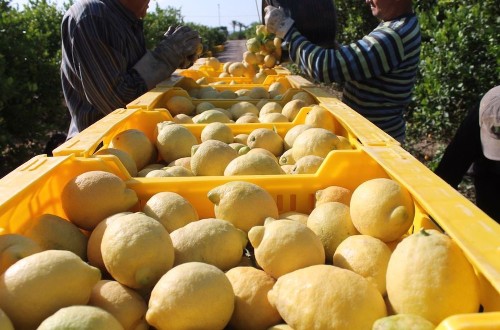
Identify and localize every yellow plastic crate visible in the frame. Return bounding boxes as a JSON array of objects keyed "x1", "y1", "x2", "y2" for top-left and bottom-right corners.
[
  {"x1": 52, "y1": 106, "x2": 362, "y2": 159},
  {"x1": 127, "y1": 83, "x2": 398, "y2": 147},
  {"x1": 0, "y1": 148, "x2": 498, "y2": 328}
]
